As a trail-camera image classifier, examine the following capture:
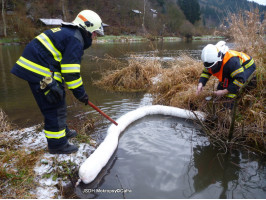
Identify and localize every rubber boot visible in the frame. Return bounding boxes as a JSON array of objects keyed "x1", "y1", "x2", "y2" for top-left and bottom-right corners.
[
  {"x1": 48, "y1": 142, "x2": 78, "y2": 154},
  {"x1": 66, "y1": 129, "x2": 77, "y2": 139}
]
